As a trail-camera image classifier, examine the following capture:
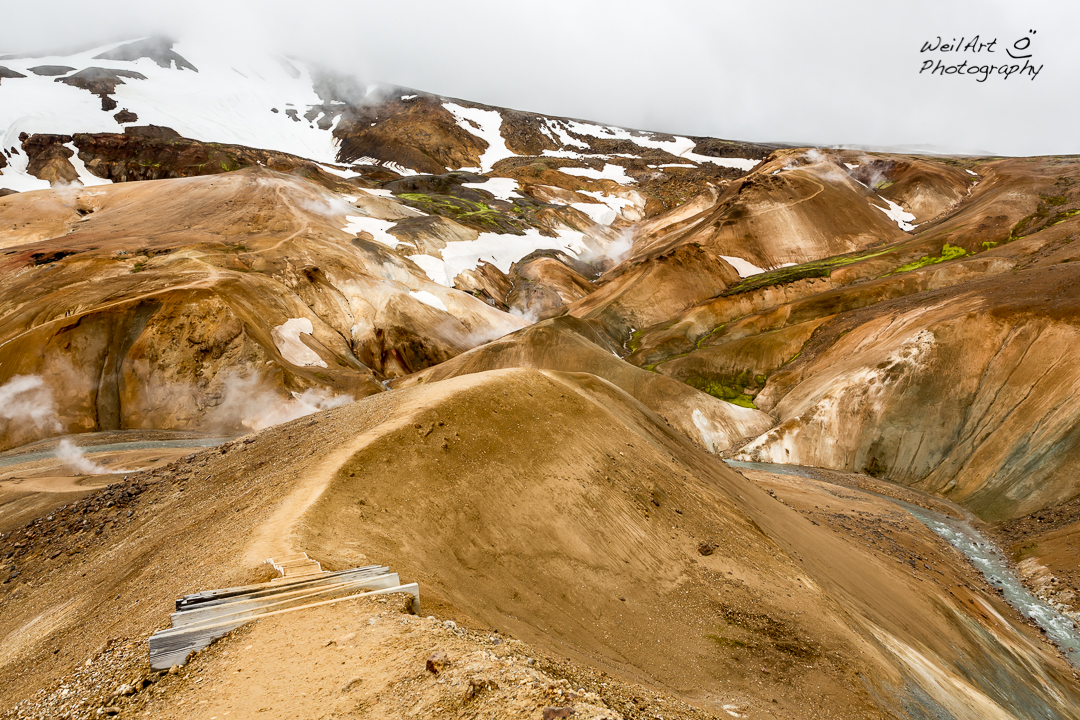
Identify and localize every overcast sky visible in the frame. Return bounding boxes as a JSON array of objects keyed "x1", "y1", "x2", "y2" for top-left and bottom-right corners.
[{"x1": 3, "y1": 0, "x2": 1075, "y2": 155}]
